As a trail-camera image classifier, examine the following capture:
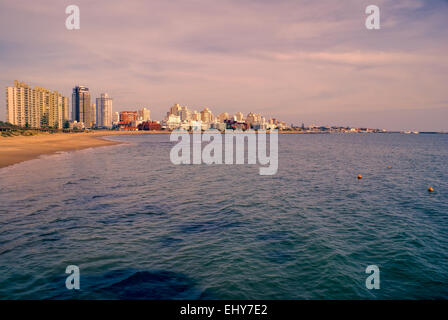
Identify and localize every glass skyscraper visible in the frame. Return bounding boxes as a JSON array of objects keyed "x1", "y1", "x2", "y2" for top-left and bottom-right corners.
[{"x1": 72, "y1": 85, "x2": 92, "y2": 127}]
